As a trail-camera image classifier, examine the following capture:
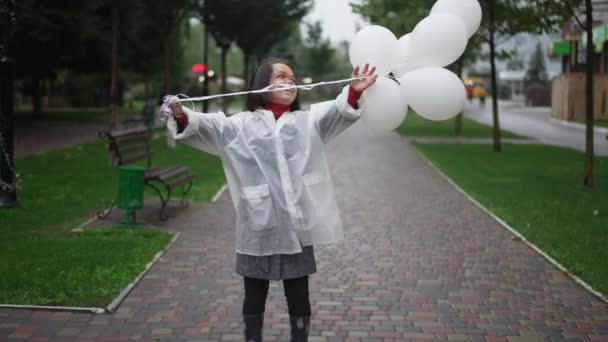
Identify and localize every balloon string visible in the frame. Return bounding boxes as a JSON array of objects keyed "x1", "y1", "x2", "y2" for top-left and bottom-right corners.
[
  {"x1": 159, "y1": 75, "x2": 376, "y2": 121},
  {"x1": 178, "y1": 76, "x2": 373, "y2": 103}
]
